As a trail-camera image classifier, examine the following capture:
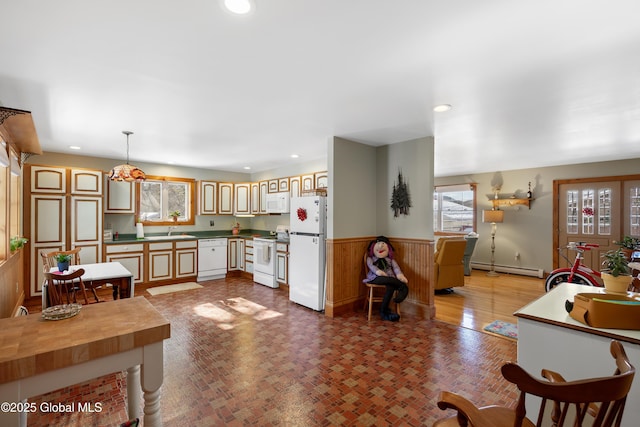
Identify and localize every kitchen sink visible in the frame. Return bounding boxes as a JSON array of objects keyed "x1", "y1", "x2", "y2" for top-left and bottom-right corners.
[{"x1": 146, "y1": 235, "x2": 197, "y2": 241}]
